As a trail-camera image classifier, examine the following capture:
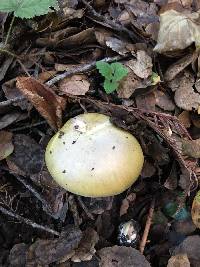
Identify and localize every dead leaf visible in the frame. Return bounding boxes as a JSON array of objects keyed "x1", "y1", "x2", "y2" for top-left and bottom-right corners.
[
  {"x1": 127, "y1": 50, "x2": 153, "y2": 79},
  {"x1": 105, "y1": 37, "x2": 135, "y2": 56},
  {"x1": 0, "y1": 112, "x2": 27, "y2": 130},
  {"x1": 2, "y1": 78, "x2": 32, "y2": 110},
  {"x1": 120, "y1": 193, "x2": 136, "y2": 216},
  {"x1": 12, "y1": 227, "x2": 82, "y2": 266},
  {"x1": 98, "y1": 246, "x2": 151, "y2": 267},
  {"x1": 154, "y1": 10, "x2": 200, "y2": 53},
  {"x1": 173, "y1": 235, "x2": 200, "y2": 263},
  {"x1": 71, "y1": 228, "x2": 99, "y2": 262},
  {"x1": 58, "y1": 75, "x2": 90, "y2": 96},
  {"x1": 167, "y1": 254, "x2": 190, "y2": 267},
  {"x1": 154, "y1": 89, "x2": 175, "y2": 111},
  {"x1": 178, "y1": 111, "x2": 191, "y2": 128},
  {"x1": 16, "y1": 77, "x2": 66, "y2": 130},
  {"x1": 164, "y1": 53, "x2": 197, "y2": 82},
  {"x1": 117, "y1": 72, "x2": 150, "y2": 98},
  {"x1": 191, "y1": 191, "x2": 200, "y2": 228},
  {"x1": 135, "y1": 92, "x2": 156, "y2": 111},
  {"x1": 8, "y1": 134, "x2": 44, "y2": 175},
  {"x1": 0, "y1": 131, "x2": 14, "y2": 160},
  {"x1": 181, "y1": 138, "x2": 200, "y2": 158},
  {"x1": 168, "y1": 71, "x2": 200, "y2": 111}
]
